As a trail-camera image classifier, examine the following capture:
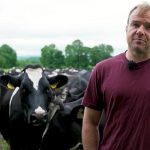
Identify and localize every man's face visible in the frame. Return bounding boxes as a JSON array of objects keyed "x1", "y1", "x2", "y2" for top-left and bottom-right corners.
[{"x1": 126, "y1": 8, "x2": 150, "y2": 55}]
